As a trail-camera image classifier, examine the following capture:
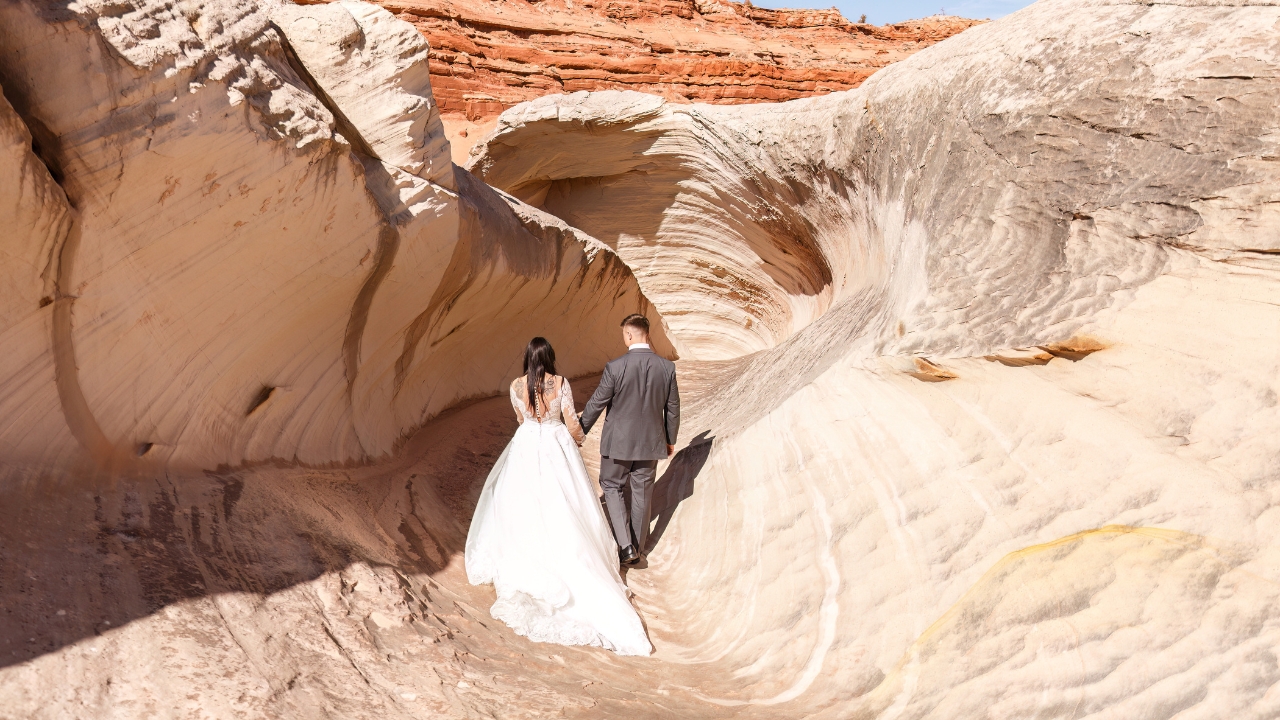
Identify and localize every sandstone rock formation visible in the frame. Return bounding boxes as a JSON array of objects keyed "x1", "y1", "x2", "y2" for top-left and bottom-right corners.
[
  {"x1": 388, "y1": 0, "x2": 979, "y2": 120},
  {"x1": 371, "y1": 0, "x2": 979, "y2": 161},
  {"x1": 467, "y1": 8, "x2": 1279, "y2": 361},
  {"x1": 3, "y1": 0, "x2": 1280, "y2": 718},
  {"x1": 0, "y1": 0, "x2": 669, "y2": 472}
]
